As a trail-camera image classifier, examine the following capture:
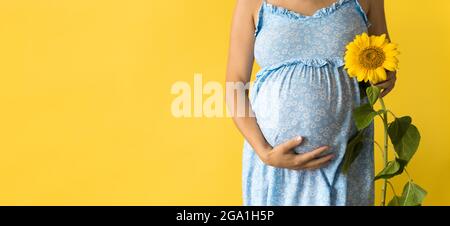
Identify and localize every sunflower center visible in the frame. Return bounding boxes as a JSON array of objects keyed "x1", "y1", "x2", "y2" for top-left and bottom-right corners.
[{"x1": 358, "y1": 47, "x2": 386, "y2": 69}]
